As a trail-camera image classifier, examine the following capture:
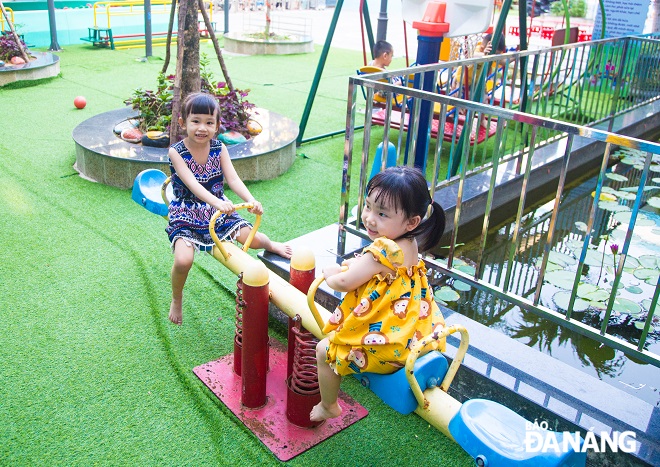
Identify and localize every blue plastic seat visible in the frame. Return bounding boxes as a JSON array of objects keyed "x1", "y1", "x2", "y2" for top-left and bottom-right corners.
[
  {"x1": 132, "y1": 169, "x2": 169, "y2": 217},
  {"x1": 449, "y1": 399, "x2": 587, "y2": 467},
  {"x1": 354, "y1": 351, "x2": 449, "y2": 415}
]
